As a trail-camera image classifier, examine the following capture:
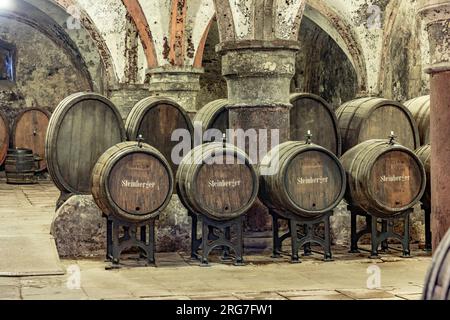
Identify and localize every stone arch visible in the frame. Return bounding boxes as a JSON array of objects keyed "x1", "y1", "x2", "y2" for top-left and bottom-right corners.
[{"x1": 303, "y1": 0, "x2": 368, "y2": 93}]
